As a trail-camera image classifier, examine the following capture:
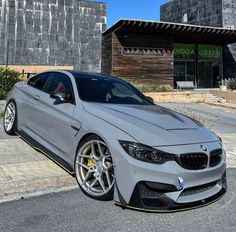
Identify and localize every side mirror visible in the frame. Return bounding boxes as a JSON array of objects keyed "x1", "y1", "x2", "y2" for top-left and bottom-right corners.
[
  {"x1": 146, "y1": 96, "x2": 155, "y2": 104},
  {"x1": 50, "y1": 91, "x2": 72, "y2": 103}
]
